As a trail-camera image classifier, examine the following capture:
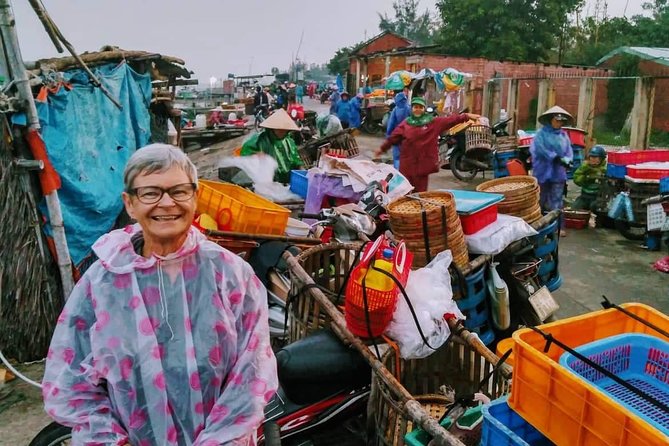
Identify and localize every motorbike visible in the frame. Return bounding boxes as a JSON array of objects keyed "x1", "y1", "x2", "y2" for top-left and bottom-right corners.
[
  {"x1": 443, "y1": 117, "x2": 513, "y2": 182},
  {"x1": 28, "y1": 330, "x2": 371, "y2": 446},
  {"x1": 254, "y1": 103, "x2": 275, "y2": 131},
  {"x1": 289, "y1": 107, "x2": 316, "y2": 145},
  {"x1": 360, "y1": 102, "x2": 392, "y2": 135}
]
